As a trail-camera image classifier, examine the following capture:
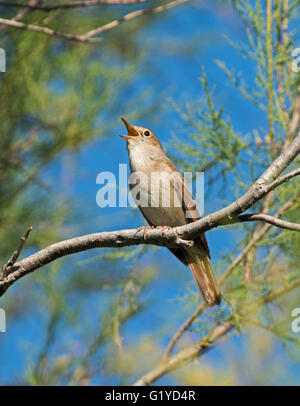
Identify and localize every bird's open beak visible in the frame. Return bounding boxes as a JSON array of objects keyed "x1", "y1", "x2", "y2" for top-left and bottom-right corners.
[{"x1": 120, "y1": 118, "x2": 140, "y2": 140}]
